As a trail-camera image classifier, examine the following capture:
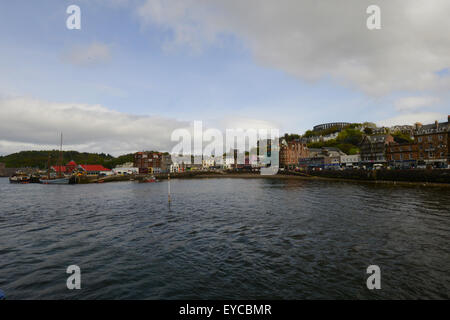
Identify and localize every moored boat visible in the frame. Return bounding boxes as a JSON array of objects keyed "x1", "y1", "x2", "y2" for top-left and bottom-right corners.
[
  {"x1": 140, "y1": 175, "x2": 158, "y2": 183},
  {"x1": 39, "y1": 177, "x2": 70, "y2": 185},
  {"x1": 9, "y1": 174, "x2": 31, "y2": 184},
  {"x1": 40, "y1": 132, "x2": 70, "y2": 185}
]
